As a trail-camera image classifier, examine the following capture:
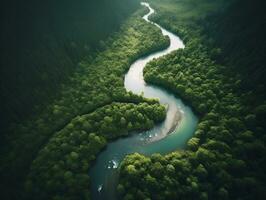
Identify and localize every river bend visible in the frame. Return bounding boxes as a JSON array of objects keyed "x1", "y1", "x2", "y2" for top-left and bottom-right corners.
[{"x1": 90, "y1": 3, "x2": 198, "y2": 199}]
